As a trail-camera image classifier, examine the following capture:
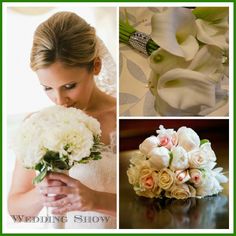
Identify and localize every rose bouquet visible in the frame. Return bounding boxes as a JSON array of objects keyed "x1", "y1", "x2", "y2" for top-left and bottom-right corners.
[
  {"x1": 120, "y1": 7, "x2": 229, "y2": 116},
  {"x1": 13, "y1": 105, "x2": 103, "y2": 184},
  {"x1": 127, "y1": 125, "x2": 228, "y2": 199}
]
